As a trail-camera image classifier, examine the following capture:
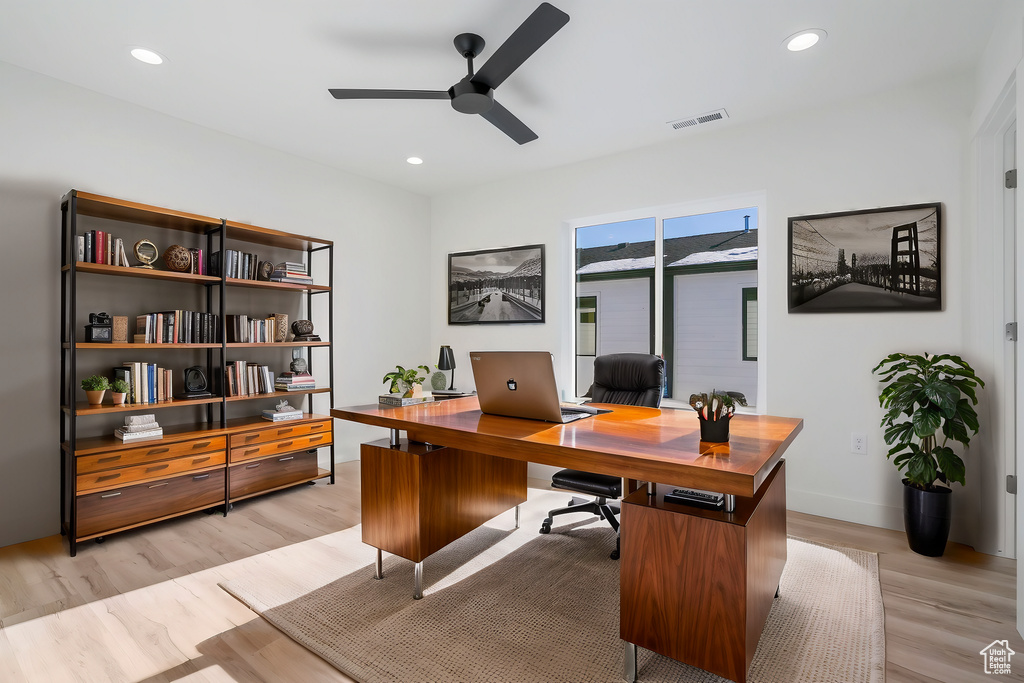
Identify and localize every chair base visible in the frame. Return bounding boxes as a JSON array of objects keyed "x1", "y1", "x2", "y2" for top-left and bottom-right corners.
[{"x1": 539, "y1": 495, "x2": 620, "y2": 560}]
